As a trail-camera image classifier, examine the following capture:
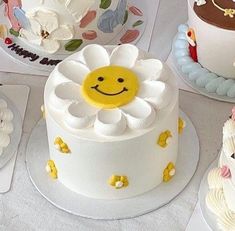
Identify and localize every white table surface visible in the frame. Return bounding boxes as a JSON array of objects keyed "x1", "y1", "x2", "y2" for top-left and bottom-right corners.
[{"x1": 0, "y1": 0, "x2": 232, "y2": 230}]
